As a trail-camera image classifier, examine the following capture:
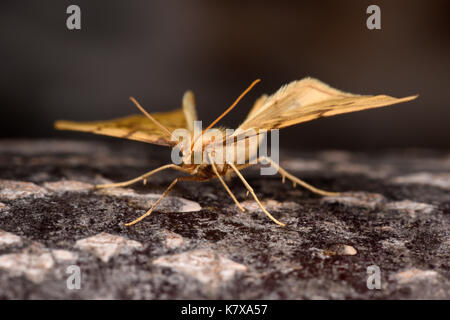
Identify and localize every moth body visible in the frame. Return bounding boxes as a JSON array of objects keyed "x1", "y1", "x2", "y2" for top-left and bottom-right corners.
[{"x1": 54, "y1": 77, "x2": 417, "y2": 226}]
